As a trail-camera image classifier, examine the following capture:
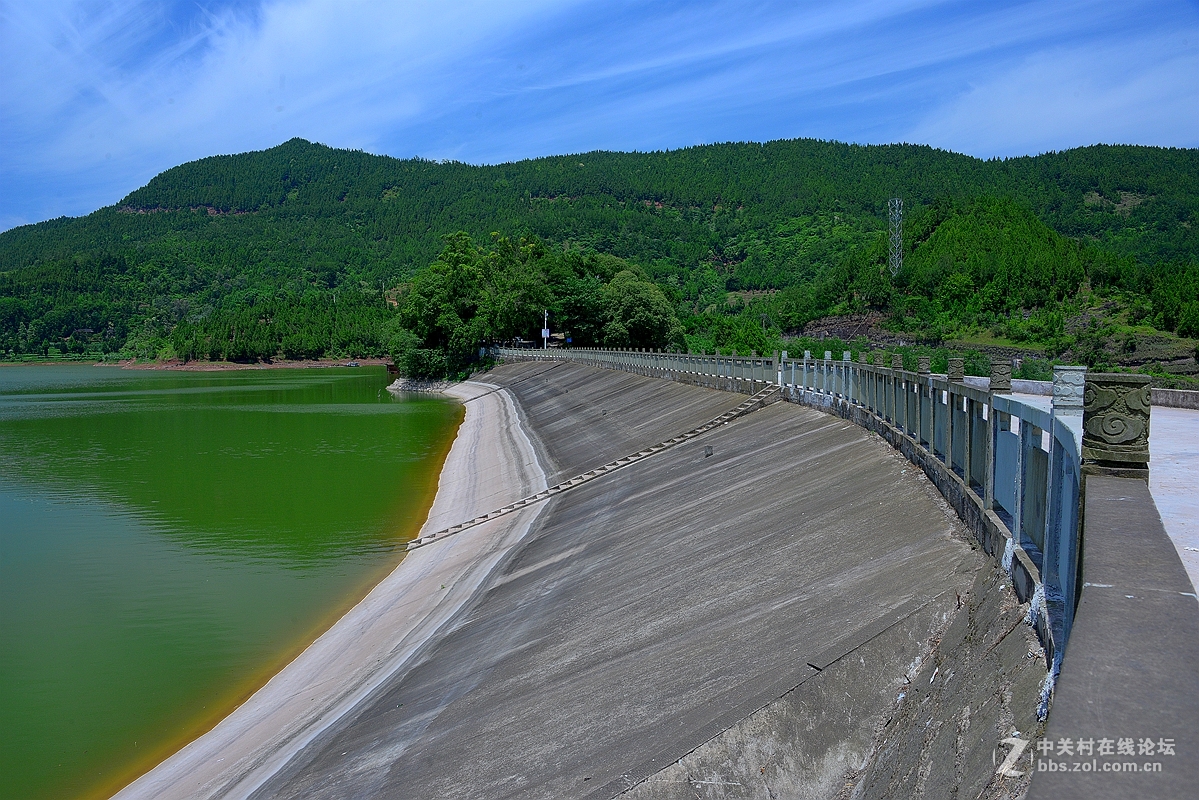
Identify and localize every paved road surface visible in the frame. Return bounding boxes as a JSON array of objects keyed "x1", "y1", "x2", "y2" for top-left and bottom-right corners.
[{"x1": 1149, "y1": 406, "x2": 1199, "y2": 591}]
